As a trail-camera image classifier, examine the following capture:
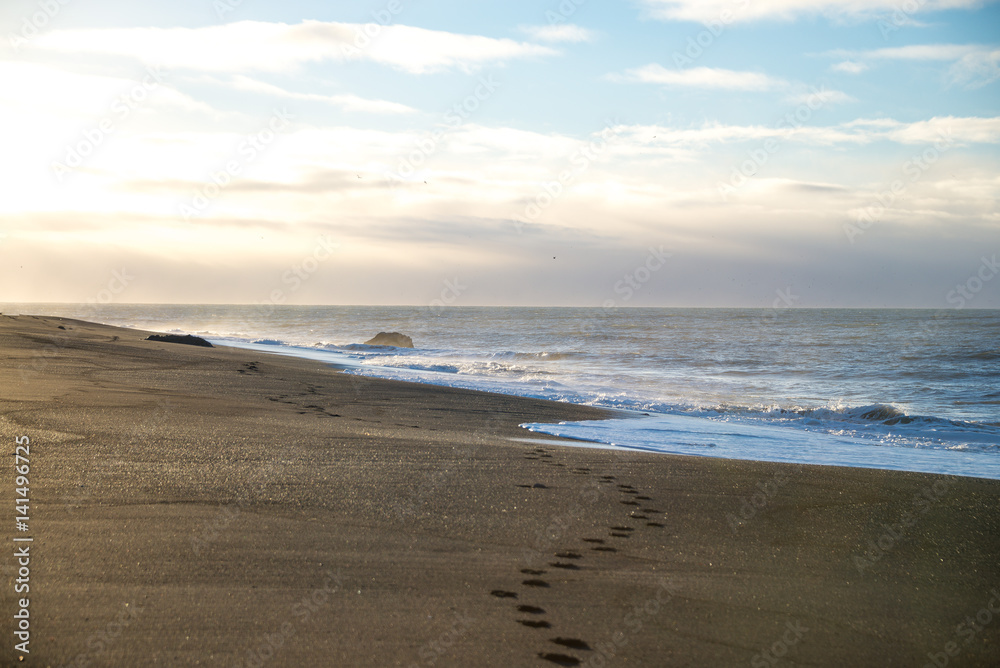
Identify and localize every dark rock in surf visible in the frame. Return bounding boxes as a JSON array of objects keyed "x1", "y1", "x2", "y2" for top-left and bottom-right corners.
[
  {"x1": 364, "y1": 332, "x2": 414, "y2": 348},
  {"x1": 145, "y1": 334, "x2": 213, "y2": 348}
]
